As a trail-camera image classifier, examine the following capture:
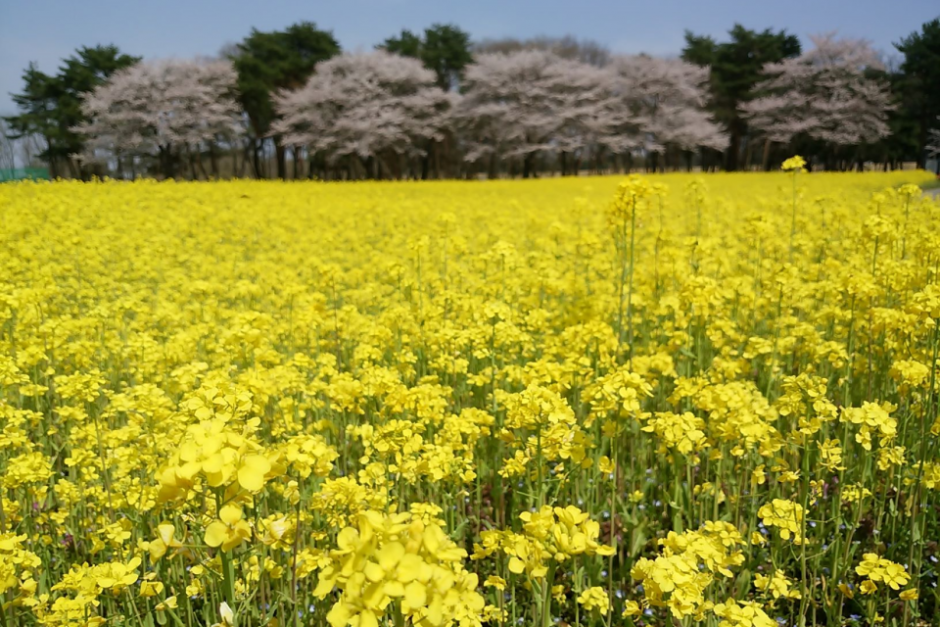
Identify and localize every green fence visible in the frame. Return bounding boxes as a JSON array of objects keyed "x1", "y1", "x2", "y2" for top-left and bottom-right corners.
[{"x1": 0, "y1": 167, "x2": 50, "y2": 182}]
